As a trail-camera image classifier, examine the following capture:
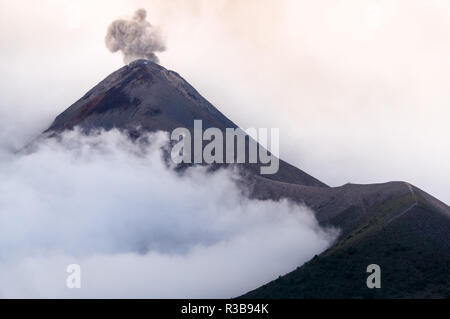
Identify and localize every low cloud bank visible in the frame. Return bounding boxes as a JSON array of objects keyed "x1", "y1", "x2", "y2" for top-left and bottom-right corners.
[{"x1": 0, "y1": 129, "x2": 337, "y2": 298}]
